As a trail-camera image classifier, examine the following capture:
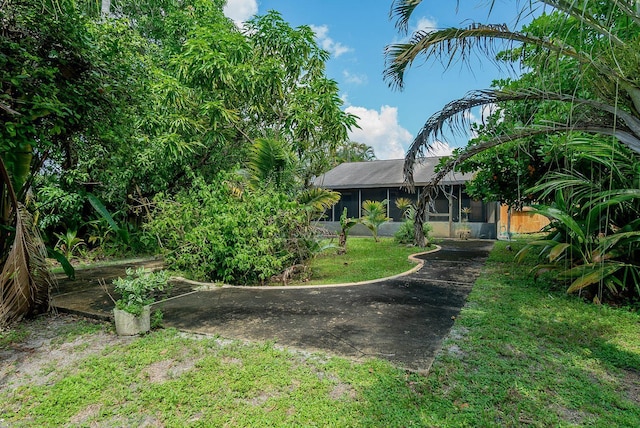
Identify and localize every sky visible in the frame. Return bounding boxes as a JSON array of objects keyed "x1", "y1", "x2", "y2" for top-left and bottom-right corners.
[{"x1": 223, "y1": 0, "x2": 528, "y2": 159}]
